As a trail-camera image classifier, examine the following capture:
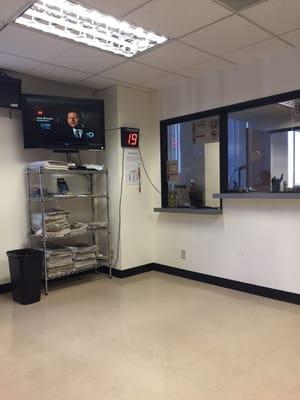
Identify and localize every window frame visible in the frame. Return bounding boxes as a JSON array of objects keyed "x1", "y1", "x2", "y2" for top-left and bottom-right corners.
[{"x1": 160, "y1": 88, "x2": 300, "y2": 205}]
